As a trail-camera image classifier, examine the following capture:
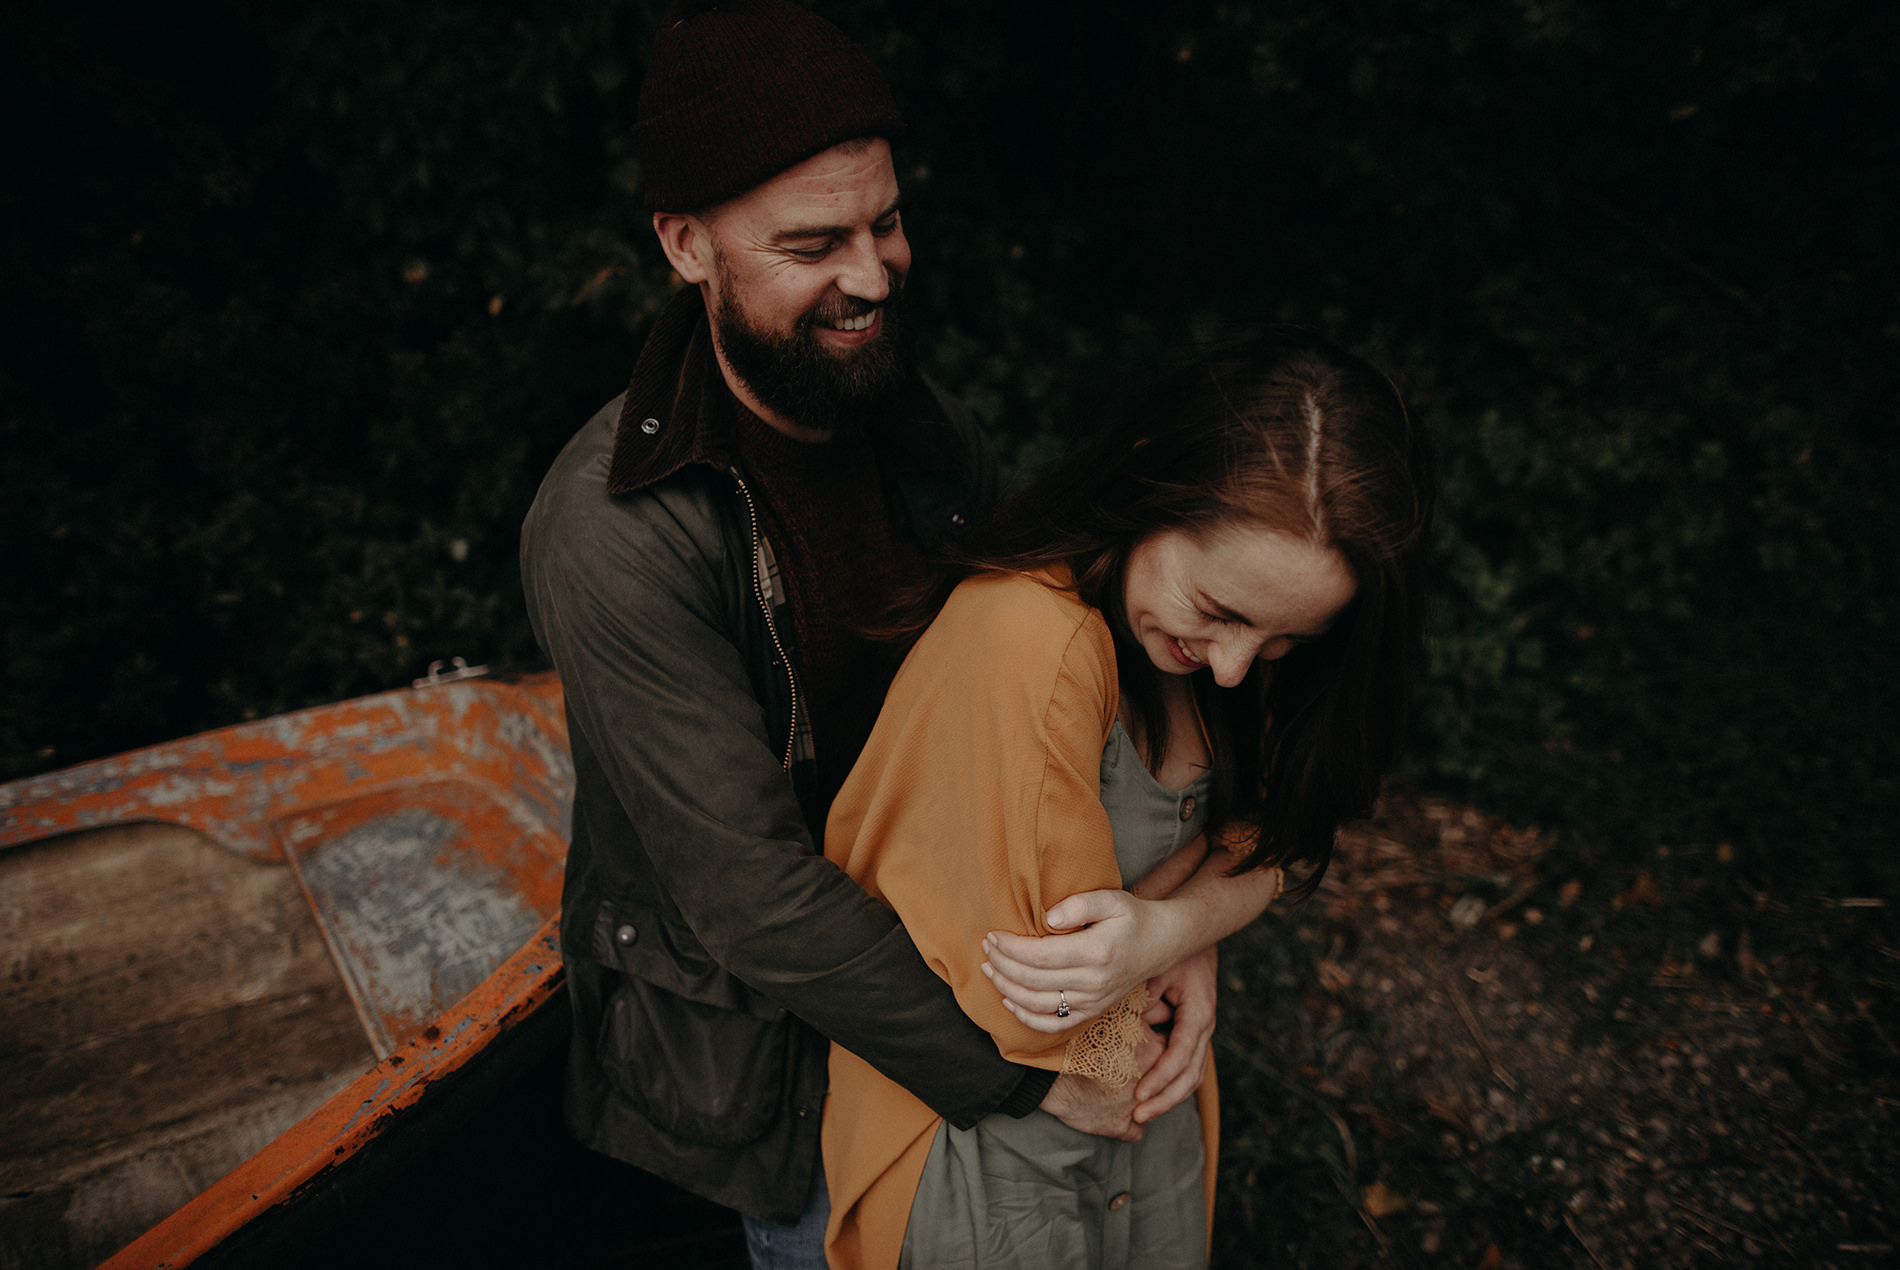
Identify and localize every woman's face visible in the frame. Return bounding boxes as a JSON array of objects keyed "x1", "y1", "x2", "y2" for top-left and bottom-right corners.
[{"x1": 1122, "y1": 525, "x2": 1357, "y2": 688}]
